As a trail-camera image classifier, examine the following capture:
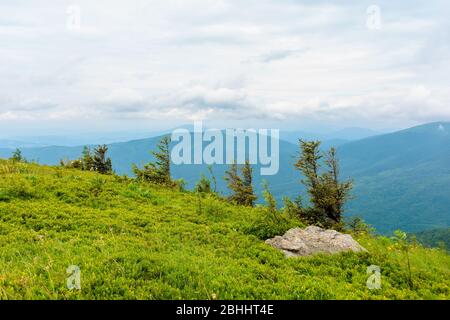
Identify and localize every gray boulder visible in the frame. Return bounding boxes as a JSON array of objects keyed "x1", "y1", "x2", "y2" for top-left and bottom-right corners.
[{"x1": 265, "y1": 226, "x2": 367, "y2": 257}]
